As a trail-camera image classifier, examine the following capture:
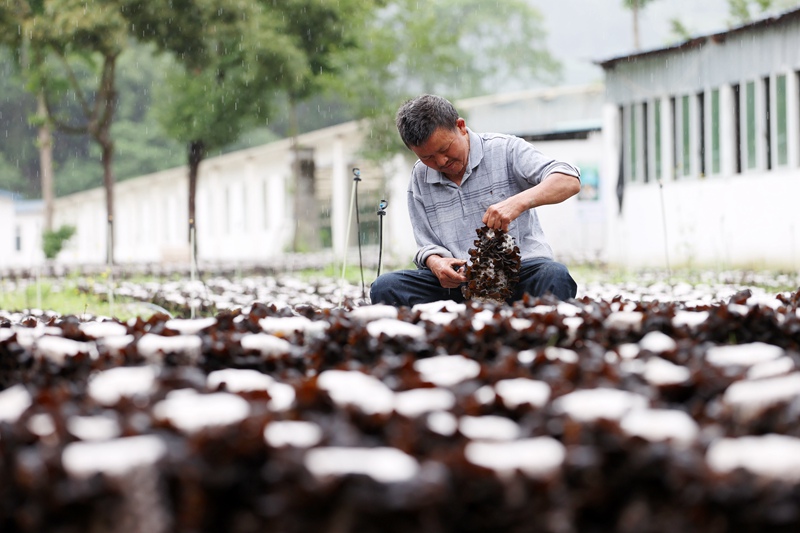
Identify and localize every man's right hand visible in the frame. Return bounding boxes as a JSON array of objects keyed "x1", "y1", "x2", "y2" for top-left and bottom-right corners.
[{"x1": 426, "y1": 255, "x2": 467, "y2": 289}]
